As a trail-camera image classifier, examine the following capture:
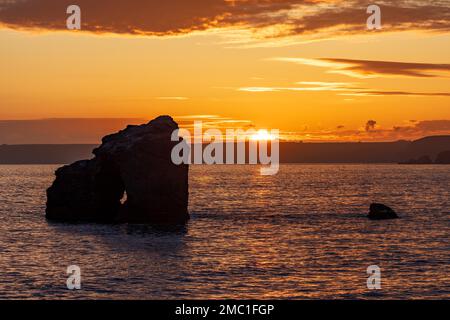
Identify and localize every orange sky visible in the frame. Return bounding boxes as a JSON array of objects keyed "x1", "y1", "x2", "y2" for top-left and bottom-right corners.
[{"x1": 0, "y1": 0, "x2": 449, "y2": 142}]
